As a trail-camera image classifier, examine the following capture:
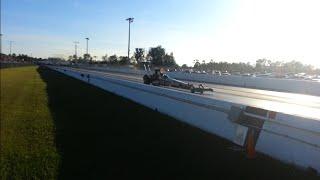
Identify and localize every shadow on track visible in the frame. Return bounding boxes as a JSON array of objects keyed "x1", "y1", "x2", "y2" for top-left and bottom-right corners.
[{"x1": 37, "y1": 66, "x2": 318, "y2": 180}]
